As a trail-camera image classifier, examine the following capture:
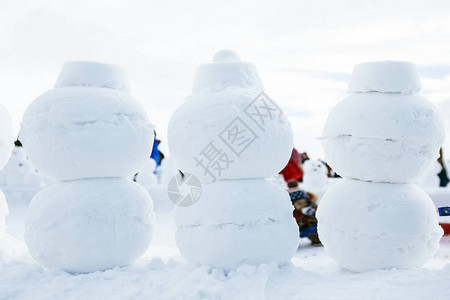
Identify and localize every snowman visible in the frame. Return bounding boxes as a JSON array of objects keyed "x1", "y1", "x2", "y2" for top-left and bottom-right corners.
[
  {"x1": 20, "y1": 61, "x2": 155, "y2": 273},
  {"x1": 301, "y1": 159, "x2": 328, "y2": 194},
  {"x1": 0, "y1": 104, "x2": 15, "y2": 233},
  {"x1": 168, "y1": 50, "x2": 298, "y2": 270},
  {"x1": 0, "y1": 145, "x2": 47, "y2": 239},
  {"x1": 317, "y1": 61, "x2": 444, "y2": 272}
]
